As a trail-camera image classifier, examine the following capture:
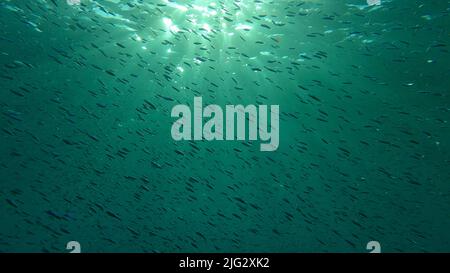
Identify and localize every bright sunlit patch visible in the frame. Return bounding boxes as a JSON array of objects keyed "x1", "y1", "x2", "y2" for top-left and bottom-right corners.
[
  {"x1": 163, "y1": 17, "x2": 180, "y2": 33},
  {"x1": 164, "y1": 0, "x2": 188, "y2": 12},
  {"x1": 176, "y1": 66, "x2": 184, "y2": 73},
  {"x1": 202, "y1": 23, "x2": 212, "y2": 32},
  {"x1": 367, "y1": 0, "x2": 381, "y2": 6},
  {"x1": 235, "y1": 24, "x2": 252, "y2": 31},
  {"x1": 193, "y1": 5, "x2": 207, "y2": 12},
  {"x1": 67, "y1": 0, "x2": 80, "y2": 6},
  {"x1": 170, "y1": 25, "x2": 180, "y2": 32},
  {"x1": 163, "y1": 17, "x2": 173, "y2": 27},
  {"x1": 174, "y1": 4, "x2": 188, "y2": 12},
  {"x1": 188, "y1": 17, "x2": 198, "y2": 26}
]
